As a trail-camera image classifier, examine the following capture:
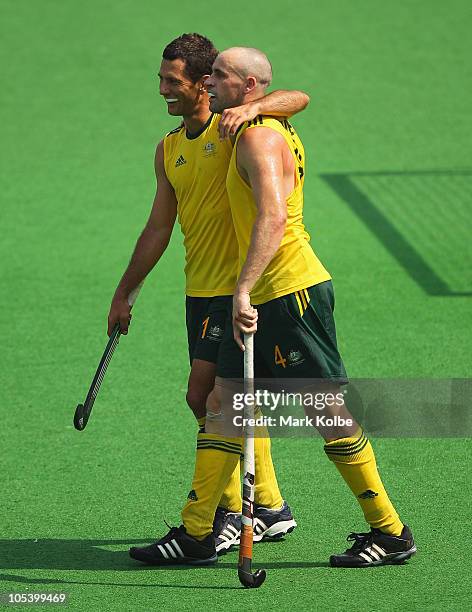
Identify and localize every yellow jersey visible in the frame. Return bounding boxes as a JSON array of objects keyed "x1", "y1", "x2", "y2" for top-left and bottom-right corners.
[
  {"x1": 163, "y1": 113, "x2": 238, "y2": 297},
  {"x1": 226, "y1": 116, "x2": 331, "y2": 305}
]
